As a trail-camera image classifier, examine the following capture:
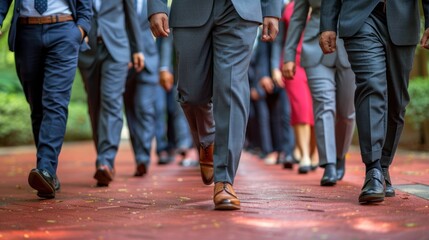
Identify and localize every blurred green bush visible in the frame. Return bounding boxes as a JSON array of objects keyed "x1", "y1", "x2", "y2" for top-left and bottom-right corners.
[{"x1": 407, "y1": 77, "x2": 429, "y2": 126}]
